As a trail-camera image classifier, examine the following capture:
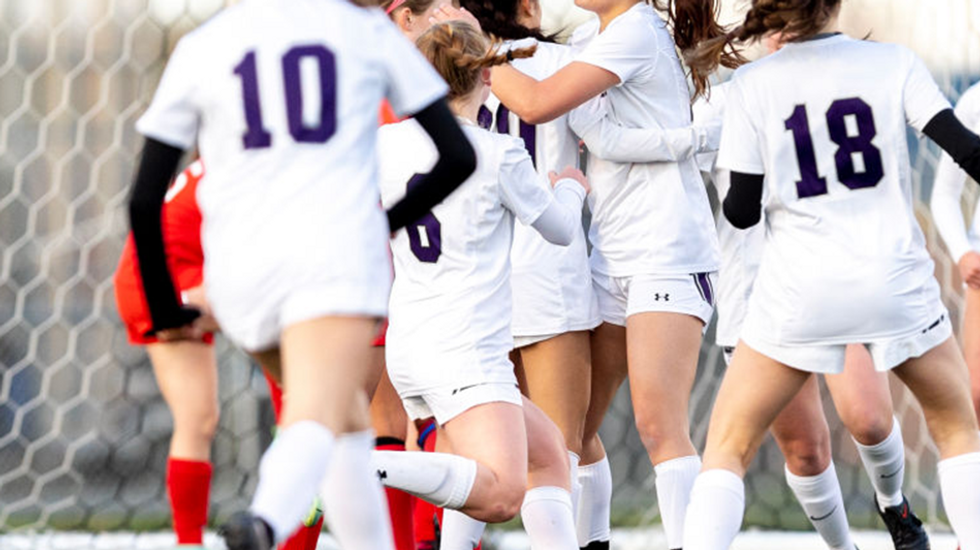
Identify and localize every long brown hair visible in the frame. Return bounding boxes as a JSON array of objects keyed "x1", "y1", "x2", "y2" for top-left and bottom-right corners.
[
  {"x1": 416, "y1": 21, "x2": 537, "y2": 100},
  {"x1": 687, "y1": 0, "x2": 842, "y2": 80},
  {"x1": 652, "y1": 0, "x2": 739, "y2": 98},
  {"x1": 460, "y1": 0, "x2": 554, "y2": 42}
]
